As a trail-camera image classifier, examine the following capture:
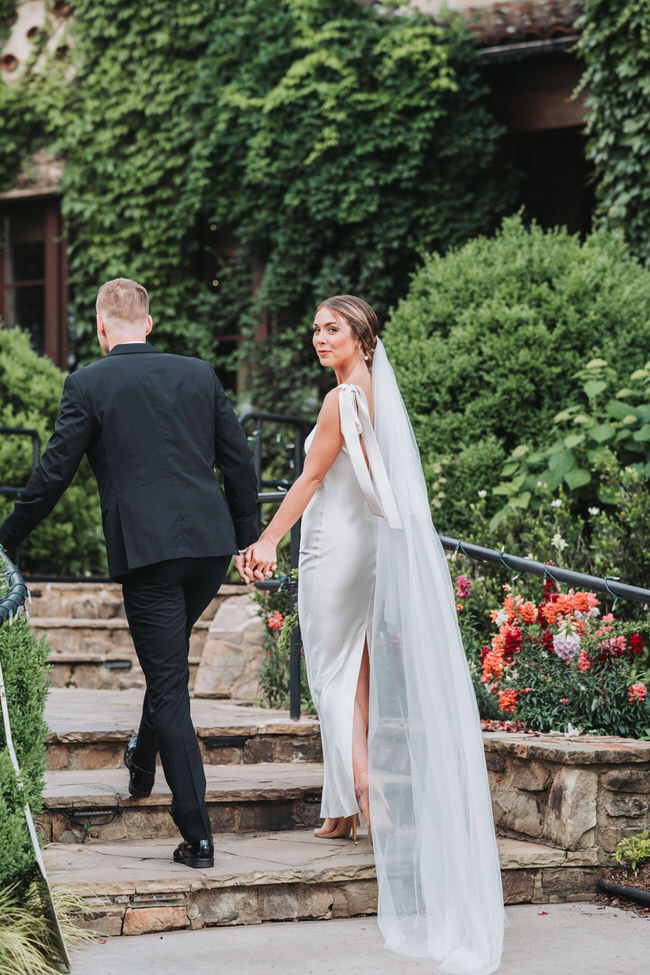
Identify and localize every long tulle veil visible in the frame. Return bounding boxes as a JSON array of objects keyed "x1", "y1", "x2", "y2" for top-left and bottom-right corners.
[{"x1": 368, "y1": 337, "x2": 506, "y2": 974}]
